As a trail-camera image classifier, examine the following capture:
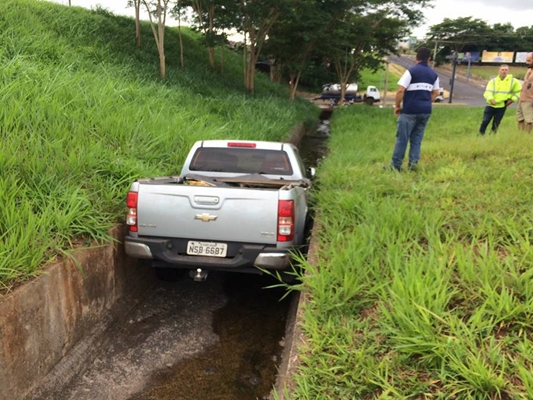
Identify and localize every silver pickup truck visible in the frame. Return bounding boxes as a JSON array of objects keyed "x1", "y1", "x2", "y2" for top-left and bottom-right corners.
[{"x1": 124, "y1": 140, "x2": 314, "y2": 281}]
